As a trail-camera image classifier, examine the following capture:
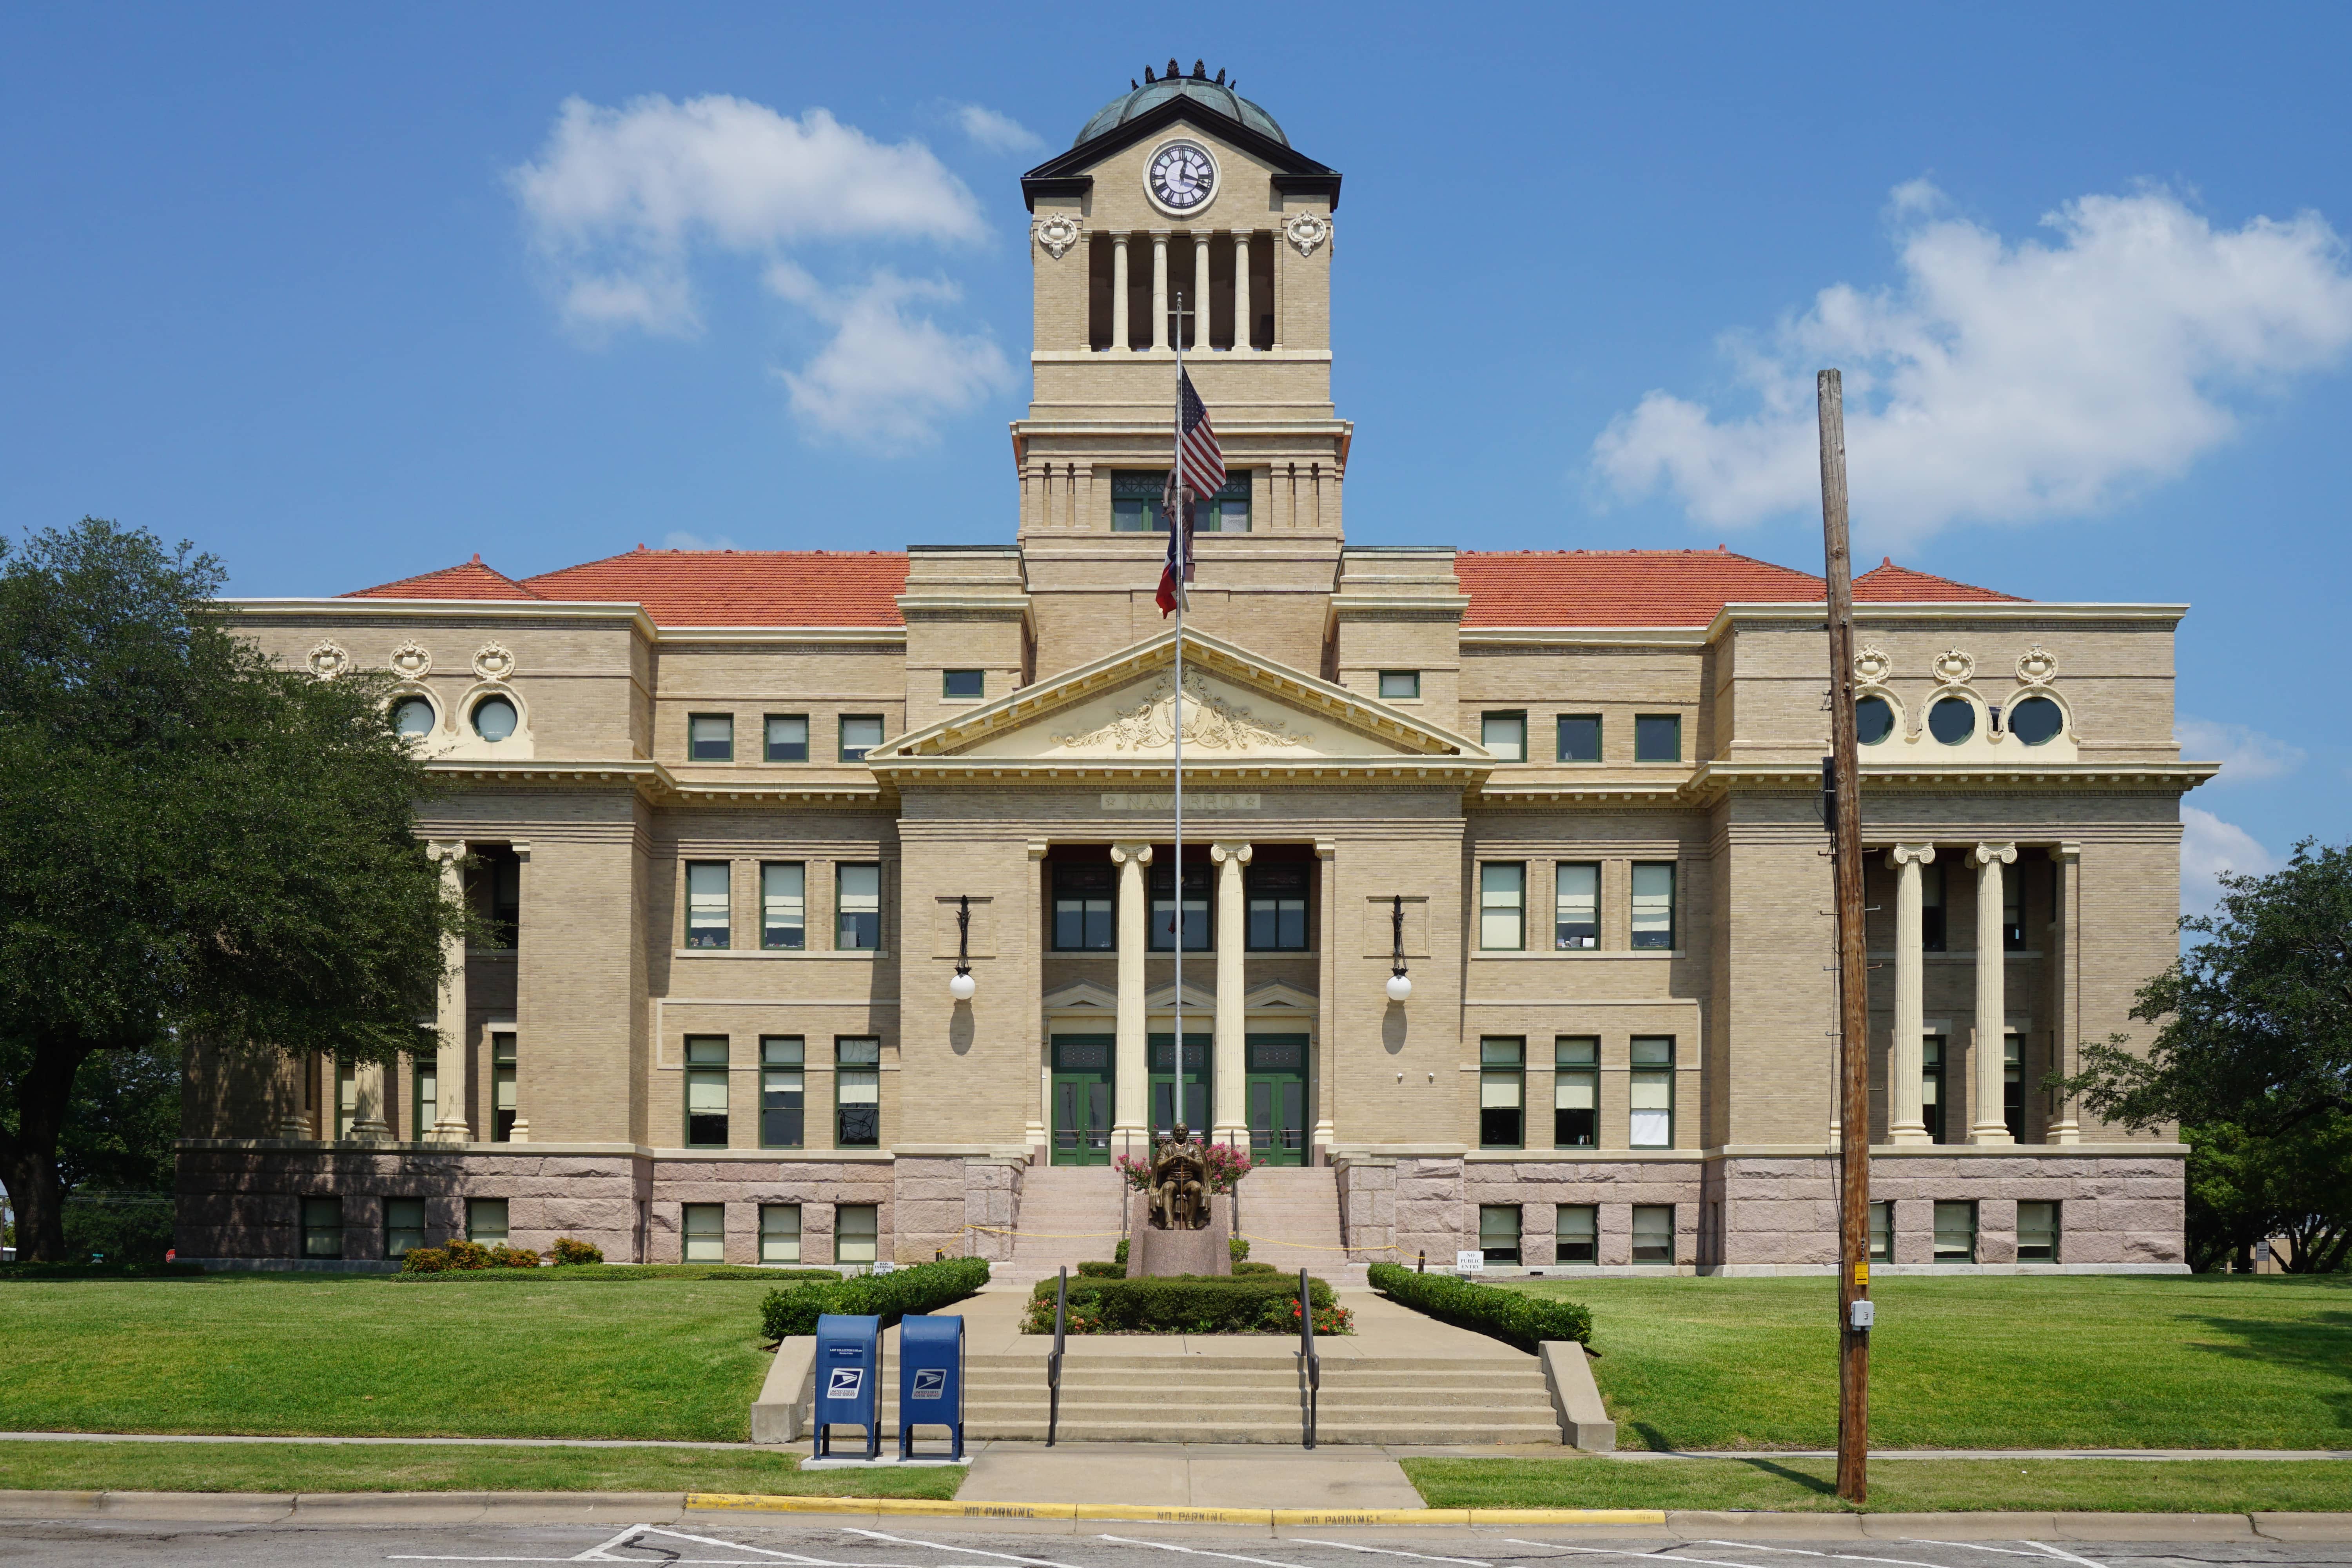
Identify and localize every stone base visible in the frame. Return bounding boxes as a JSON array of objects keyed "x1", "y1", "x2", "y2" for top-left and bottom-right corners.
[{"x1": 1127, "y1": 1191, "x2": 1232, "y2": 1277}]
